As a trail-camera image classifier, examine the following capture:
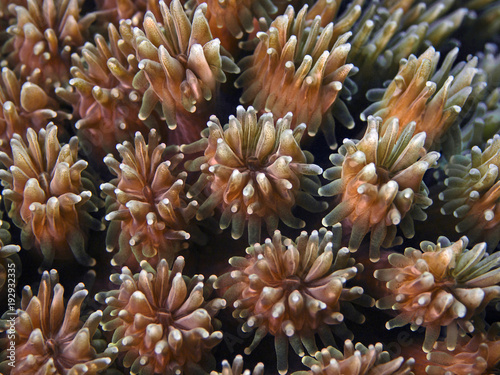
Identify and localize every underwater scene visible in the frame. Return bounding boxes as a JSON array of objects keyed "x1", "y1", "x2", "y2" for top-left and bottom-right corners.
[{"x1": 0, "y1": 0, "x2": 499, "y2": 374}]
